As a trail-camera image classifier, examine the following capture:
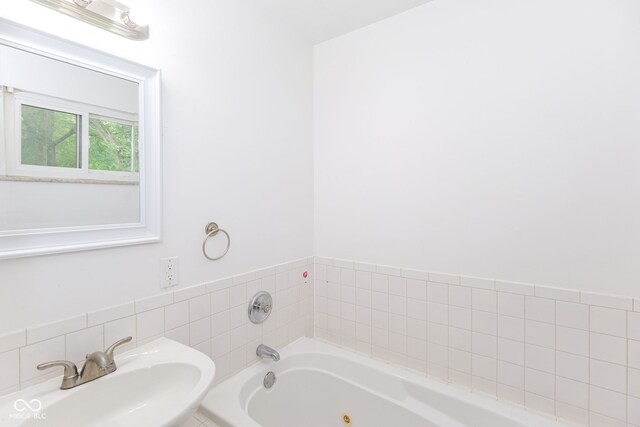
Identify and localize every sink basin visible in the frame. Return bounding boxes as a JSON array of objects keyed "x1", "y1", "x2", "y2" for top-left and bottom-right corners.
[{"x1": 0, "y1": 338, "x2": 215, "y2": 427}]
